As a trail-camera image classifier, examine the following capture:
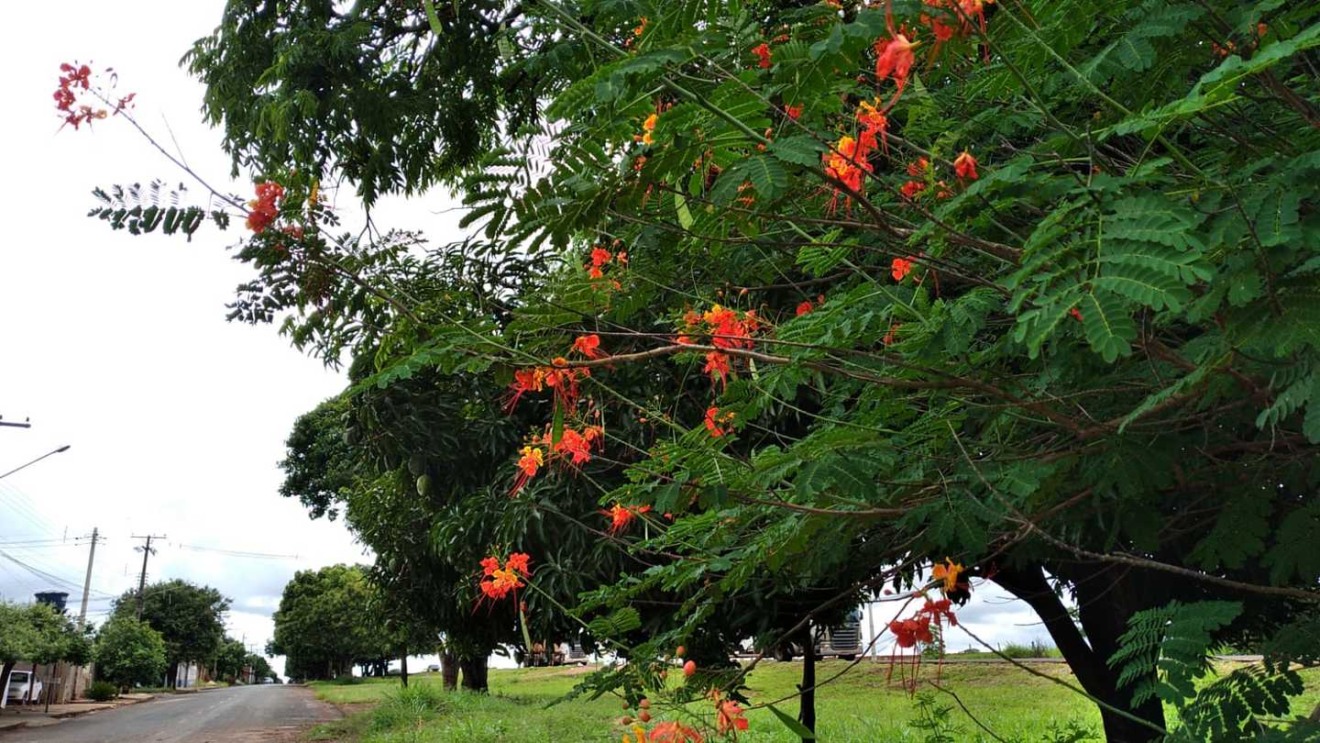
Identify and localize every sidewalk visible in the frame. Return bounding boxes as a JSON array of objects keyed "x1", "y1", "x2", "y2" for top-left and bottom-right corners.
[{"x1": 0, "y1": 694, "x2": 154, "y2": 732}]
